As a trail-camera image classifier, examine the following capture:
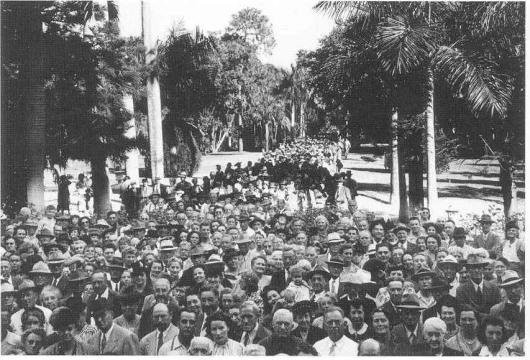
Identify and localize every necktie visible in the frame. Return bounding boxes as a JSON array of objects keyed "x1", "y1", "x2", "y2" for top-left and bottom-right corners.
[
  {"x1": 476, "y1": 286, "x2": 482, "y2": 300},
  {"x1": 329, "y1": 342, "x2": 337, "y2": 356},
  {"x1": 100, "y1": 334, "x2": 106, "y2": 354},
  {"x1": 157, "y1": 331, "x2": 164, "y2": 354},
  {"x1": 243, "y1": 332, "x2": 250, "y2": 346},
  {"x1": 409, "y1": 333, "x2": 416, "y2": 344}
]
